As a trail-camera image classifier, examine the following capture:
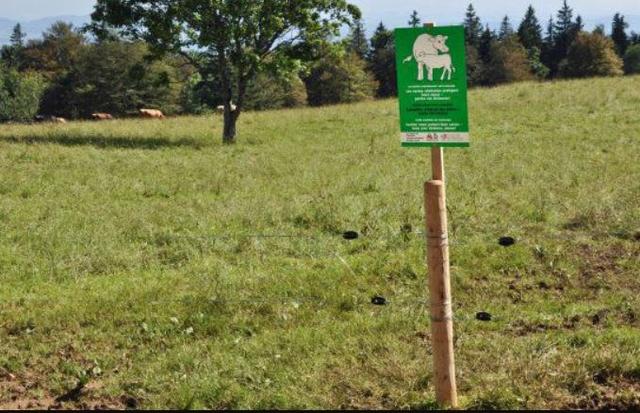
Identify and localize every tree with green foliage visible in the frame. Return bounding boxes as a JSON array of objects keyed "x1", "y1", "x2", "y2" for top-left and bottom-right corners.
[
  {"x1": 50, "y1": 41, "x2": 186, "y2": 118},
  {"x1": 463, "y1": 4, "x2": 483, "y2": 84},
  {"x1": 527, "y1": 46, "x2": 550, "y2": 79},
  {"x1": 367, "y1": 22, "x2": 396, "y2": 97},
  {"x1": 464, "y1": 4, "x2": 483, "y2": 48},
  {"x1": 558, "y1": 7, "x2": 579, "y2": 37},
  {"x1": 555, "y1": 1, "x2": 574, "y2": 36},
  {"x1": 631, "y1": 32, "x2": 640, "y2": 45},
  {"x1": 499, "y1": 16, "x2": 514, "y2": 40},
  {"x1": 611, "y1": 13, "x2": 629, "y2": 57},
  {"x1": 517, "y1": 6, "x2": 548, "y2": 79},
  {"x1": 481, "y1": 35, "x2": 534, "y2": 85},
  {"x1": 179, "y1": 72, "x2": 208, "y2": 114},
  {"x1": 560, "y1": 31, "x2": 623, "y2": 78},
  {"x1": 408, "y1": 10, "x2": 421, "y2": 28},
  {"x1": 623, "y1": 44, "x2": 640, "y2": 74},
  {"x1": 90, "y1": 0, "x2": 359, "y2": 144},
  {"x1": 593, "y1": 25, "x2": 606, "y2": 36},
  {"x1": 346, "y1": 18, "x2": 368, "y2": 59},
  {"x1": 555, "y1": 0, "x2": 575, "y2": 38},
  {"x1": 244, "y1": 71, "x2": 308, "y2": 111},
  {"x1": 10, "y1": 23, "x2": 26, "y2": 47},
  {"x1": 547, "y1": 1, "x2": 580, "y2": 76},
  {"x1": 305, "y1": 46, "x2": 377, "y2": 106},
  {"x1": 574, "y1": 15, "x2": 584, "y2": 32},
  {"x1": 0, "y1": 65, "x2": 47, "y2": 122},
  {"x1": 1, "y1": 24, "x2": 27, "y2": 68},
  {"x1": 465, "y1": 44, "x2": 483, "y2": 86},
  {"x1": 518, "y1": 6, "x2": 543, "y2": 52},
  {"x1": 544, "y1": 16, "x2": 555, "y2": 47},
  {"x1": 541, "y1": 16, "x2": 556, "y2": 73},
  {"x1": 478, "y1": 25, "x2": 495, "y2": 64},
  {"x1": 21, "y1": 22, "x2": 86, "y2": 80}
]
